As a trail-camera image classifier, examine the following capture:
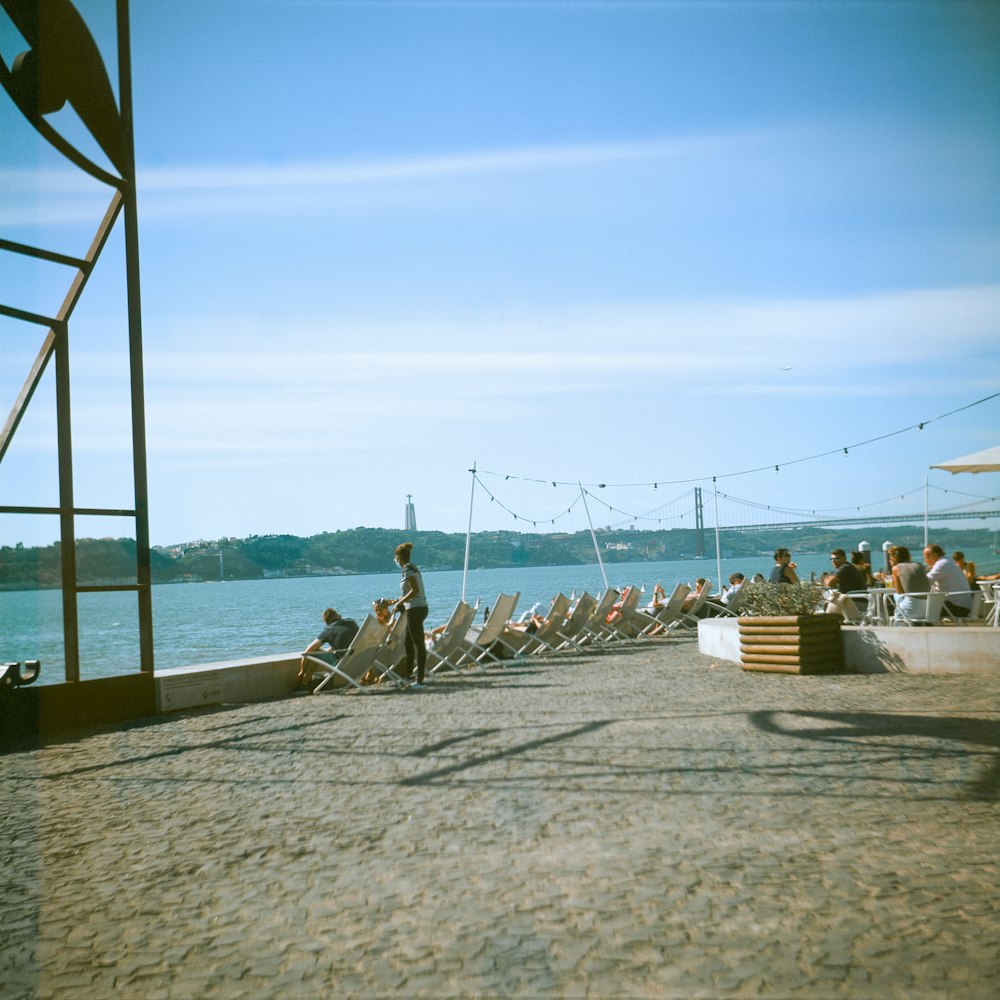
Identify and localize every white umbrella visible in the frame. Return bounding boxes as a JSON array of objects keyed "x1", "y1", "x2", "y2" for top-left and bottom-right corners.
[{"x1": 930, "y1": 445, "x2": 1000, "y2": 474}]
